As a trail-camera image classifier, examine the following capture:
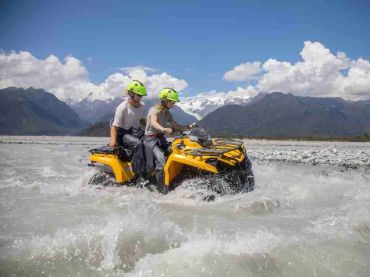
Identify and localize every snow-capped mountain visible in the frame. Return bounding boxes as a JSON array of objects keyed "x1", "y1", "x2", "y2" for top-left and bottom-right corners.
[
  {"x1": 68, "y1": 96, "x2": 124, "y2": 124},
  {"x1": 177, "y1": 87, "x2": 259, "y2": 120}
]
